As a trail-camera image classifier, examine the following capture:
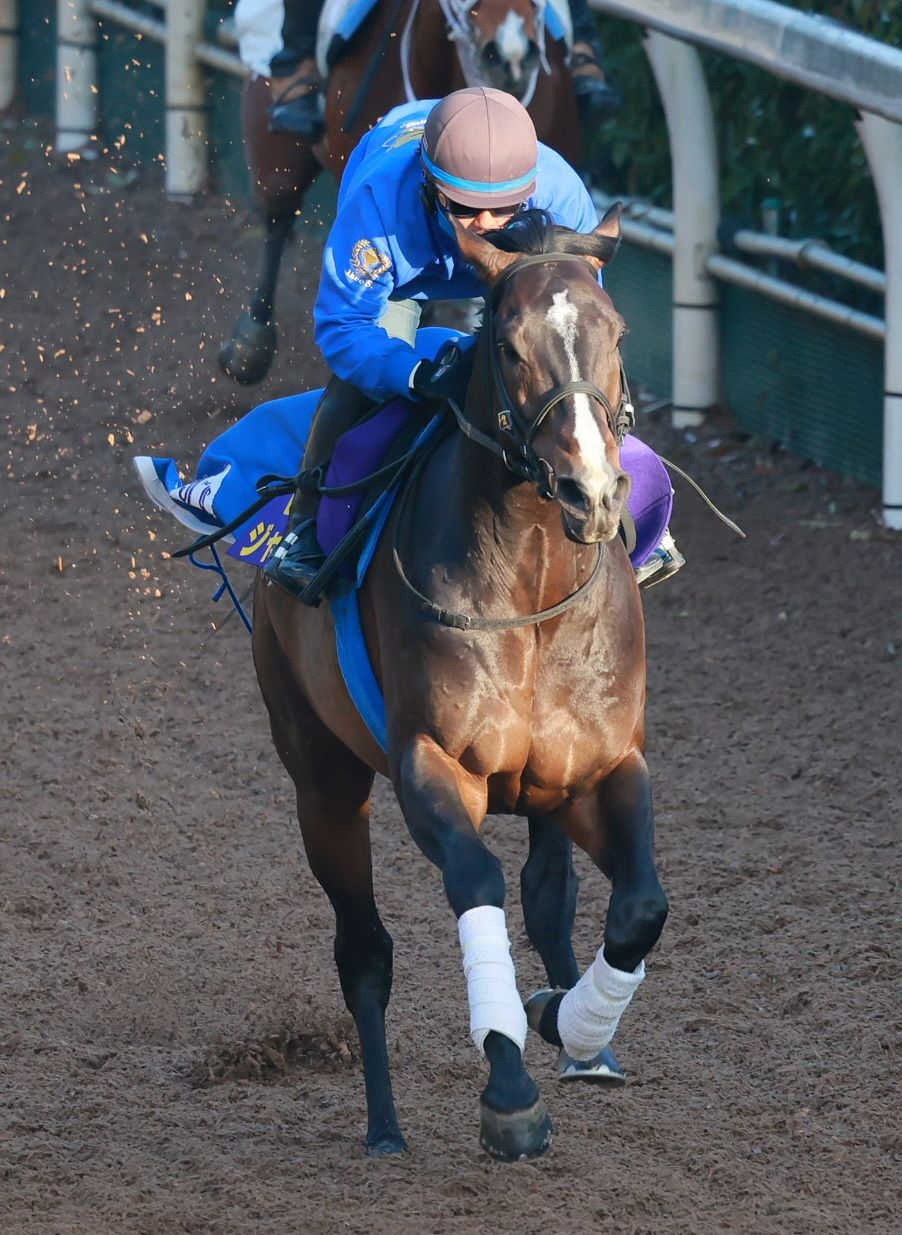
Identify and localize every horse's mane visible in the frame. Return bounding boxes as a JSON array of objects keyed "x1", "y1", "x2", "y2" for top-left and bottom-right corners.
[{"x1": 485, "y1": 208, "x2": 619, "y2": 267}]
